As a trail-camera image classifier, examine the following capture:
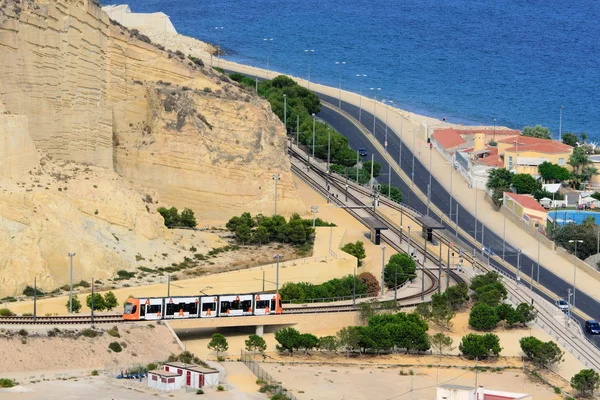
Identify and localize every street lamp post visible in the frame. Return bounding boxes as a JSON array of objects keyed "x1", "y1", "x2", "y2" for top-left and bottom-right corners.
[
  {"x1": 215, "y1": 27, "x2": 224, "y2": 68},
  {"x1": 537, "y1": 229, "x2": 541, "y2": 283},
  {"x1": 310, "y1": 205, "x2": 319, "y2": 228},
  {"x1": 493, "y1": 118, "x2": 497, "y2": 141},
  {"x1": 283, "y1": 94, "x2": 287, "y2": 132},
  {"x1": 304, "y1": 49, "x2": 315, "y2": 89},
  {"x1": 516, "y1": 249, "x2": 522, "y2": 285},
  {"x1": 427, "y1": 143, "x2": 432, "y2": 216},
  {"x1": 380, "y1": 246, "x2": 386, "y2": 296},
  {"x1": 273, "y1": 254, "x2": 283, "y2": 296},
  {"x1": 502, "y1": 202, "x2": 506, "y2": 260},
  {"x1": 312, "y1": 113, "x2": 316, "y2": 161},
  {"x1": 356, "y1": 74, "x2": 367, "y2": 123},
  {"x1": 68, "y1": 252, "x2": 76, "y2": 313},
  {"x1": 384, "y1": 100, "x2": 393, "y2": 154},
  {"x1": 447, "y1": 160, "x2": 453, "y2": 218},
  {"x1": 264, "y1": 38, "x2": 273, "y2": 78},
  {"x1": 272, "y1": 174, "x2": 280, "y2": 216},
  {"x1": 336, "y1": 61, "x2": 346, "y2": 109},
  {"x1": 568, "y1": 239, "x2": 583, "y2": 308},
  {"x1": 370, "y1": 87, "x2": 381, "y2": 136}
]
